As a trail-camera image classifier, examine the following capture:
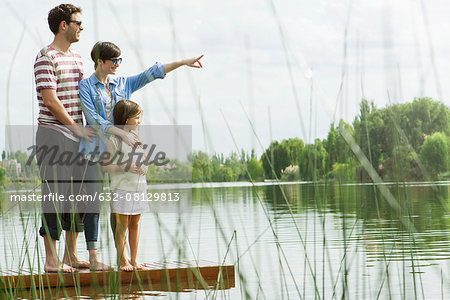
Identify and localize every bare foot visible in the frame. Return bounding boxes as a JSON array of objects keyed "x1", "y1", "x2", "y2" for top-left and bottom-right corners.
[
  {"x1": 132, "y1": 262, "x2": 146, "y2": 270},
  {"x1": 63, "y1": 256, "x2": 90, "y2": 269},
  {"x1": 90, "y1": 260, "x2": 112, "y2": 271},
  {"x1": 119, "y1": 260, "x2": 133, "y2": 272},
  {"x1": 45, "y1": 262, "x2": 76, "y2": 273}
]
